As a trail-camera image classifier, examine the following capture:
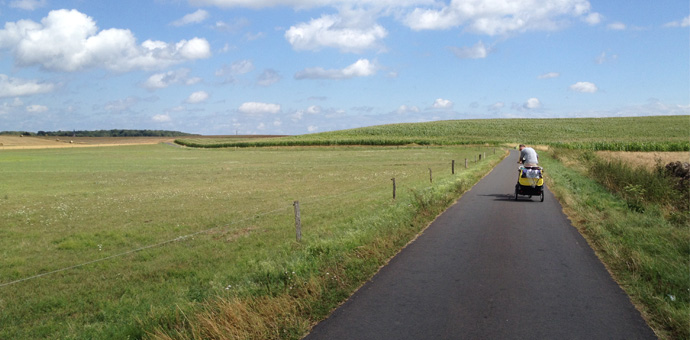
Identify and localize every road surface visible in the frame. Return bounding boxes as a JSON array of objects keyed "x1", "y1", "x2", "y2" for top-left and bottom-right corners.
[{"x1": 305, "y1": 150, "x2": 656, "y2": 339}]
